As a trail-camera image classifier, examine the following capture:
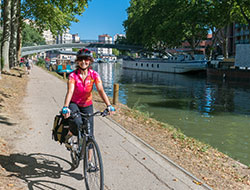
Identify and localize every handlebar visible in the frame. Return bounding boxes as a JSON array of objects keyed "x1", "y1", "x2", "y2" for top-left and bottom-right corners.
[{"x1": 69, "y1": 109, "x2": 109, "y2": 119}]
